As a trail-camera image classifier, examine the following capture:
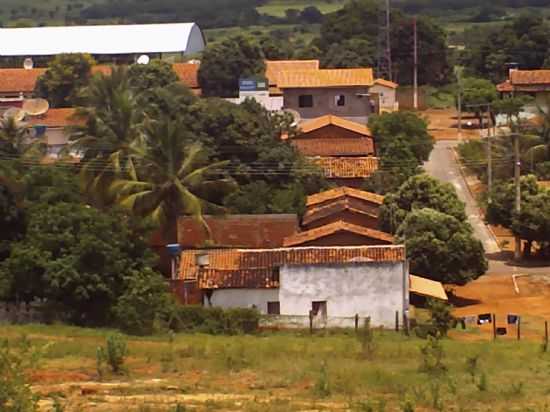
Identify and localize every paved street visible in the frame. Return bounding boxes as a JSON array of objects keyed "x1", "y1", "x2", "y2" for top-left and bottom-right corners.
[{"x1": 424, "y1": 140, "x2": 500, "y2": 254}]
